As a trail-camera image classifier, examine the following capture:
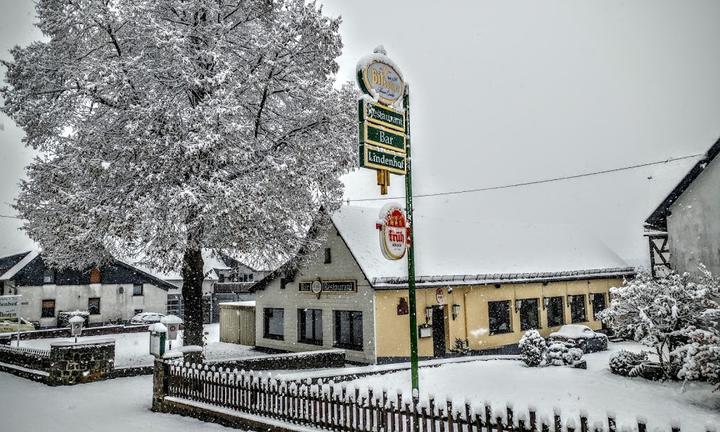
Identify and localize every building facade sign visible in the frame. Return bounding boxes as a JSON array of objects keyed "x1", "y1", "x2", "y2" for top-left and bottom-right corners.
[
  {"x1": 376, "y1": 203, "x2": 408, "y2": 261},
  {"x1": 299, "y1": 280, "x2": 357, "y2": 293}
]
